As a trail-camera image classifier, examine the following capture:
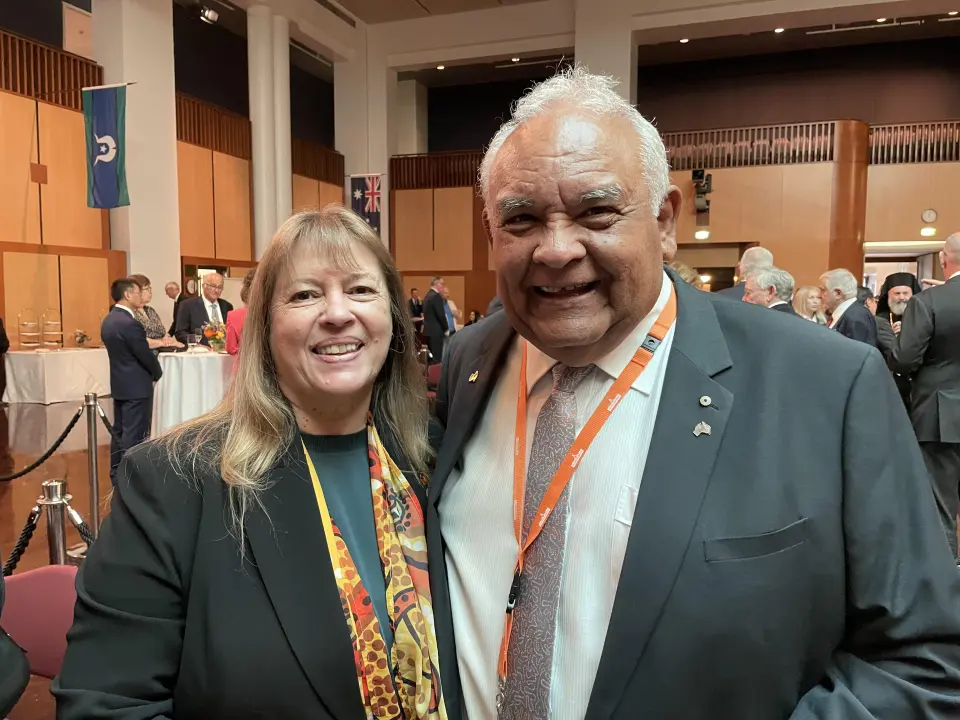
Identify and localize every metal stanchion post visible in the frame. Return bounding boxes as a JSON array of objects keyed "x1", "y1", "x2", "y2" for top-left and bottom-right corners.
[
  {"x1": 84, "y1": 392, "x2": 100, "y2": 539},
  {"x1": 38, "y1": 479, "x2": 69, "y2": 565}
]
